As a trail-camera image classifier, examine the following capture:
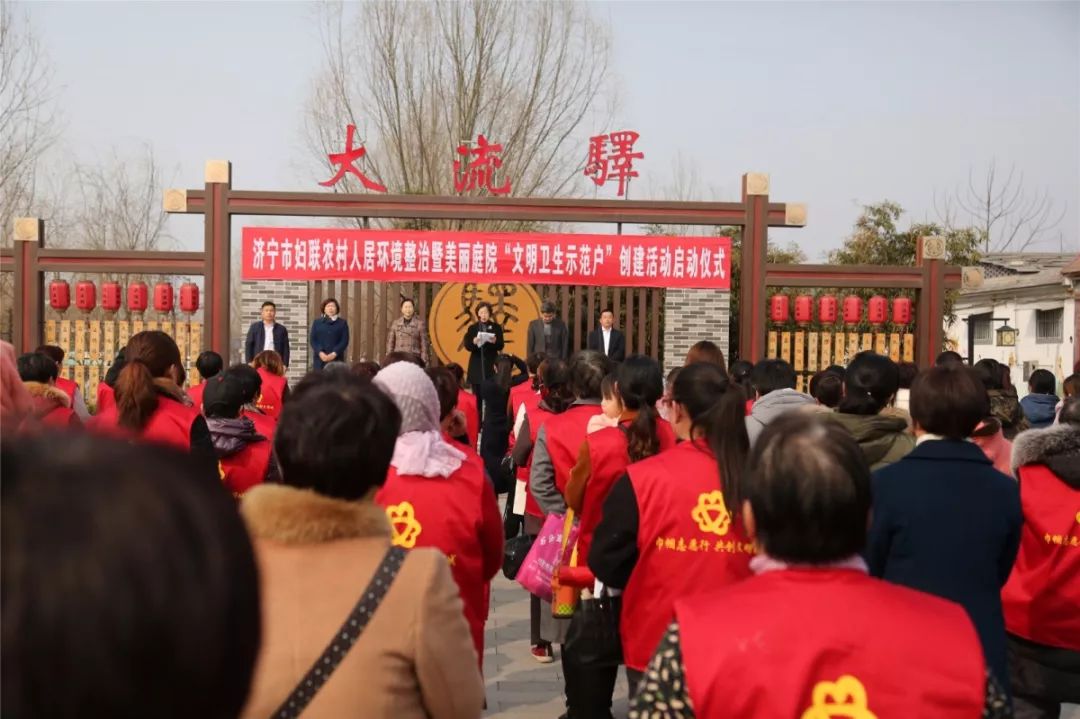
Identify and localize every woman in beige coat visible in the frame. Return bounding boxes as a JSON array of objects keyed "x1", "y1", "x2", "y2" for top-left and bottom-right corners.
[{"x1": 240, "y1": 370, "x2": 483, "y2": 719}]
